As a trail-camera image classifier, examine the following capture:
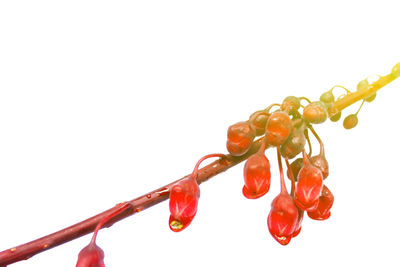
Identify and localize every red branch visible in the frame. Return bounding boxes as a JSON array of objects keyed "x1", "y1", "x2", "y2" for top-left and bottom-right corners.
[{"x1": 0, "y1": 140, "x2": 263, "y2": 266}]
